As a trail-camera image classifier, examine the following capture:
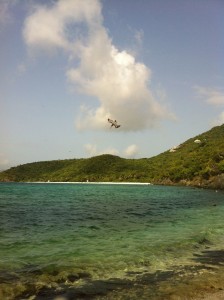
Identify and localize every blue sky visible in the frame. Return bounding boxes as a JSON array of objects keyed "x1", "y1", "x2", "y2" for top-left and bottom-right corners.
[{"x1": 1, "y1": 0, "x2": 224, "y2": 170}]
